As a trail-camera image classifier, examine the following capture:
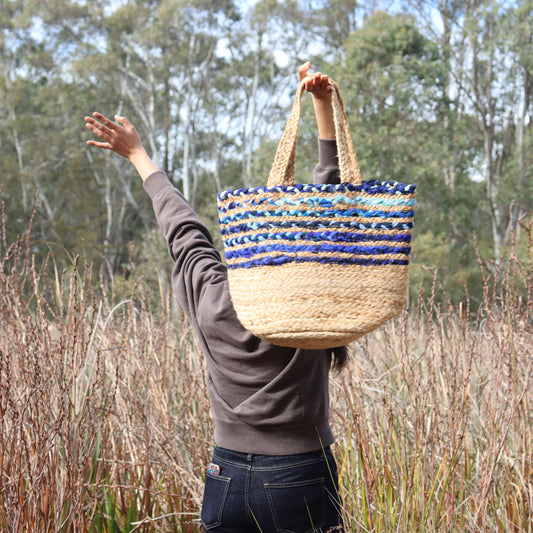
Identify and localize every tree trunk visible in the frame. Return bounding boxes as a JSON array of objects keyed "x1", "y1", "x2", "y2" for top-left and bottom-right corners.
[{"x1": 244, "y1": 34, "x2": 262, "y2": 188}]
